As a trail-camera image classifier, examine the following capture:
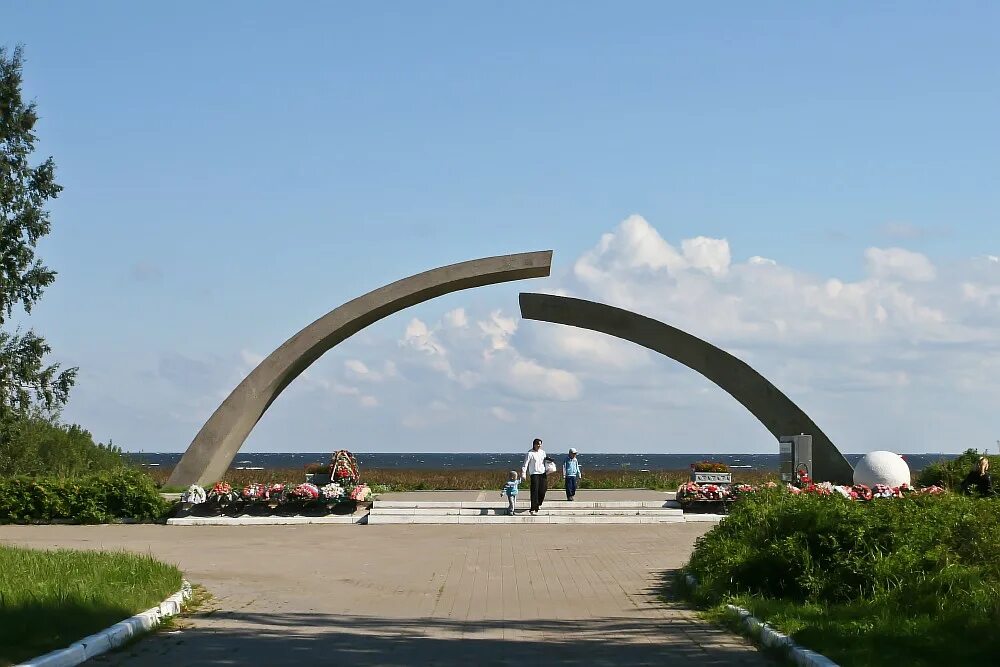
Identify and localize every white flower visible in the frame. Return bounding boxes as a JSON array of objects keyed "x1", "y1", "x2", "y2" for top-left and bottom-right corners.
[
  {"x1": 320, "y1": 483, "x2": 345, "y2": 500},
  {"x1": 181, "y1": 485, "x2": 206, "y2": 504}
]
